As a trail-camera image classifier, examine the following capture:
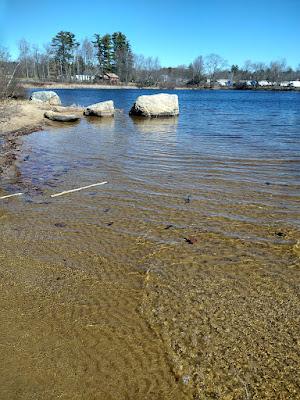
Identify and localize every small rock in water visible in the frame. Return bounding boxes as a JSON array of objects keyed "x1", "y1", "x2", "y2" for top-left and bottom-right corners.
[
  {"x1": 184, "y1": 237, "x2": 197, "y2": 245},
  {"x1": 165, "y1": 224, "x2": 174, "y2": 230},
  {"x1": 182, "y1": 375, "x2": 191, "y2": 385},
  {"x1": 184, "y1": 195, "x2": 191, "y2": 204},
  {"x1": 44, "y1": 111, "x2": 80, "y2": 122},
  {"x1": 54, "y1": 222, "x2": 67, "y2": 228}
]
